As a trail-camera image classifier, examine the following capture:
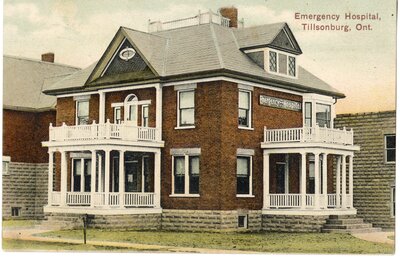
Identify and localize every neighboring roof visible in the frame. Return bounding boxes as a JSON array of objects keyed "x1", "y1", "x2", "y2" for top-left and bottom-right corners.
[
  {"x1": 3, "y1": 55, "x2": 80, "y2": 111},
  {"x1": 43, "y1": 22, "x2": 344, "y2": 98}
]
